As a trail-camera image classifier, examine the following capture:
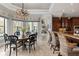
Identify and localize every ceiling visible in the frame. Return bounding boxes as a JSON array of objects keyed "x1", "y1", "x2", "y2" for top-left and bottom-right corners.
[
  {"x1": 0, "y1": 3, "x2": 79, "y2": 18},
  {"x1": 0, "y1": 3, "x2": 51, "y2": 20},
  {"x1": 49, "y1": 3, "x2": 79, "y2": 17},
  {"x1": 0, "y1": 3, "x2": 50, "y2": 16},
  {"x1": 12, "y1": 3, "x2": 51, "y2": 10}
]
